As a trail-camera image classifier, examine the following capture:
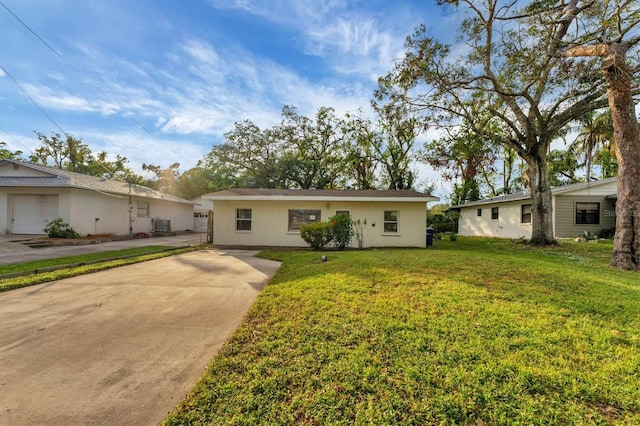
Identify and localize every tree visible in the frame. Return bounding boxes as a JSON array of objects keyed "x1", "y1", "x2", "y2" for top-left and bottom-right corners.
[
  {"x1": 571, "y1": 110, "x2": 616, "y2": 182},
  {"x1": 375, "y1": 115, "x2": 417, "y2": 190},
  {"x1": 216, "y1": 120, "x2": 287, "y2": 188},
  {"x1": 548, "y1": 148, "x2": 582, "y2": 186},
  {"x1": 562, "y1": 15, "x2": 640, "y2": 269},
  {"x1": 29, "y1": 132, "x2": 140, "y2": 181},
  {"x1": 419, "y1": 119, "x2": 498, "y2": 204},
  {"x1": 375, "y1": 1, "x2": 635, "y2": 245},
  {"x1": 590, "y1": 111, "x2": 618, "y2": 179},
  {"x1": 0, "y1": 141, "x2": 23, "y2": 160},
  {"x1": 342, "y1": 111, "x2": 381, "y2": 189},
  {"x1": 142, "y1": 162, "x2": 181, "y2": 194},
  {"x1": 278, "y1": 106, "x2": 348, "y2": 189}
]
